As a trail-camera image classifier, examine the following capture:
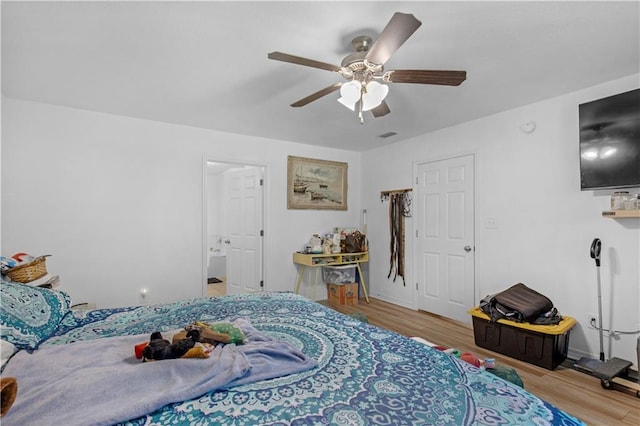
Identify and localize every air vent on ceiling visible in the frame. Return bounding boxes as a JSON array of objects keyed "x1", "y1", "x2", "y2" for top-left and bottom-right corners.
[{"x1": 378, "y1": 131, "x2": 398, "y2": 139}]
